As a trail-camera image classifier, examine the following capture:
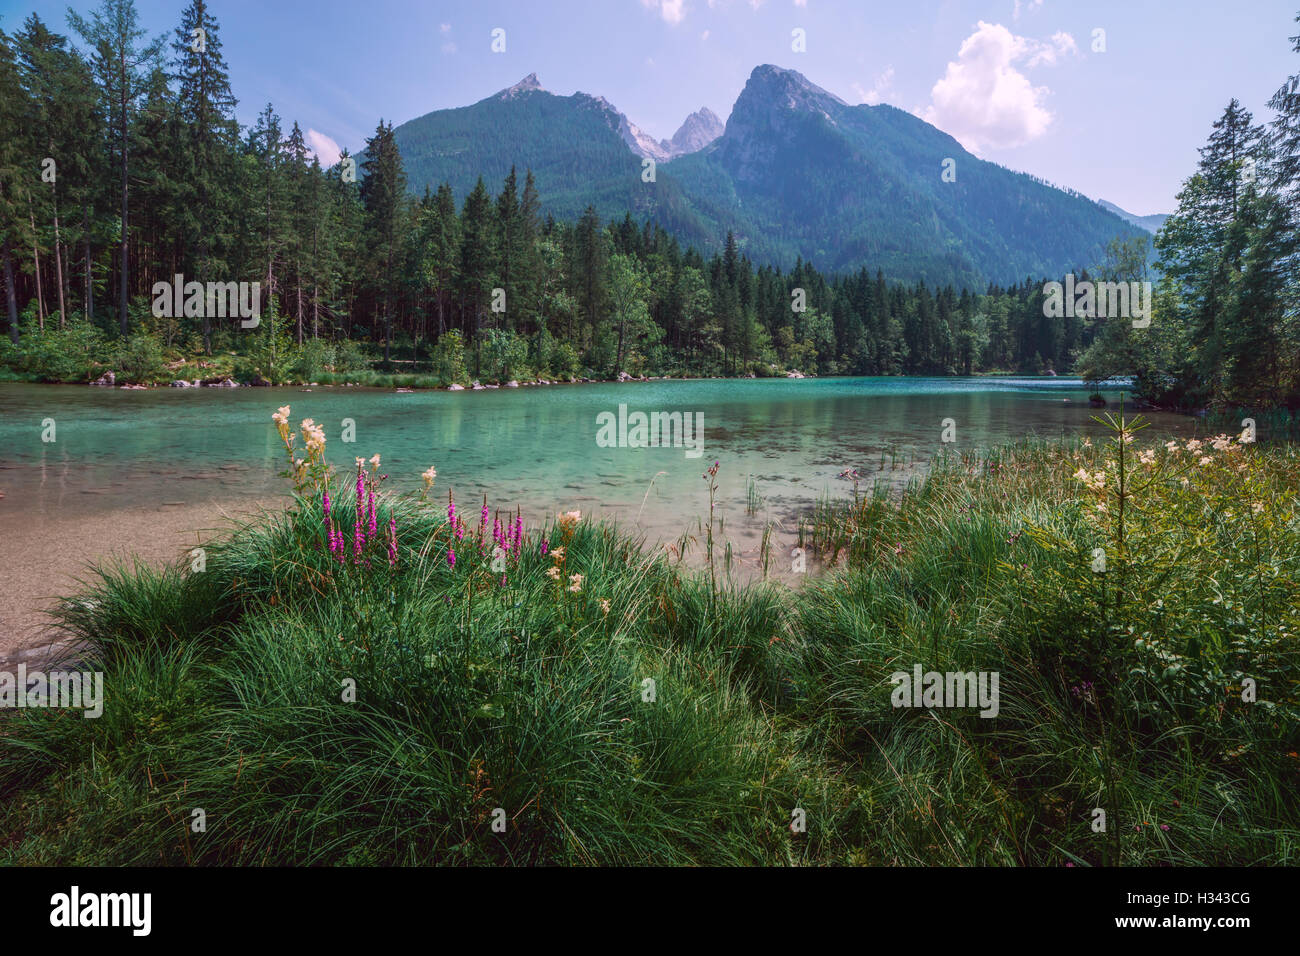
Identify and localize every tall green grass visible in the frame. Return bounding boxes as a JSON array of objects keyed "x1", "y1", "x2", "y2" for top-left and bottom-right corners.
[{"x1": 2, "y1": 432, "x2": 1296, "y2": 865}]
